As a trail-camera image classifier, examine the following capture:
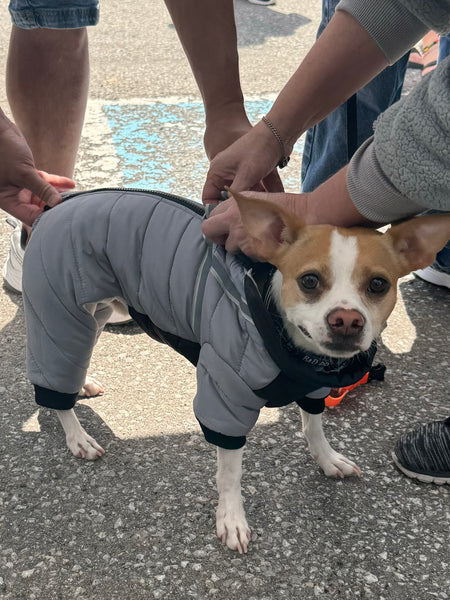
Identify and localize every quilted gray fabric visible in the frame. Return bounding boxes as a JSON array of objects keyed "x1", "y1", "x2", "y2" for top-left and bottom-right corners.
[{"x1": 23, "y1": 190, "x2": 280, "y2": 439}]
